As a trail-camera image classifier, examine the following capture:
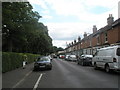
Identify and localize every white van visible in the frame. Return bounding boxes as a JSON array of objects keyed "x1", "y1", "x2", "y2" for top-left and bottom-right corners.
[{"x1": 92, "y1": 45, "x2": 120, "y2": 72}]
